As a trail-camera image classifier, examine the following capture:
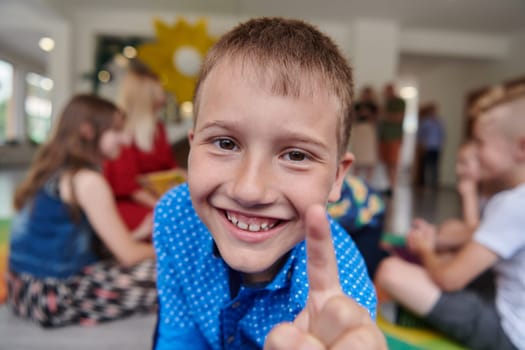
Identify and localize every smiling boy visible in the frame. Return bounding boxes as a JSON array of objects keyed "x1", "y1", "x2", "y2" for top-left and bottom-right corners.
[{"x1": 153, "y1": 18, "x2": 384, "y2": 349}]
